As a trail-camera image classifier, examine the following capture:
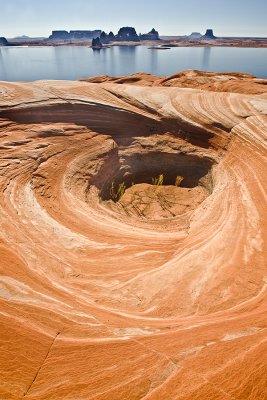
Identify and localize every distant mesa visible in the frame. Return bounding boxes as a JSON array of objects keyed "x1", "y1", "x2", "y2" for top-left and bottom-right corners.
[
  {"x1": 92, "y1": 27, "x2": 161, "y2": 48},
  {"x1": 47, "y1": 26, "x2": 161, "y2": 47},
  {"x1": 14, "y1": 35, "x2": 30, "y2": 39},
  {"x1": 114, "y1": 26, "x2": 160, "y2": 42},
  {"x1": 0, "y1": 37, "x2": 8, "y2": 46},
  {"x1": 69, "y1": 30, "x2": 102, "y2": 40},
  {"x1": 9, "y1": 35, "x2": 46, "y2": 42},
  {"x1": 139, "y1": 28, "x2": 160, "y2": 41},
  {"x1": 188, "y1": 32, "x2": 202, "y2": 39},
  {"x1": 49, "y1": 30, "x2": 102, "y2": 41},
  {"x1": 201, "y1": 29, "x2": 217, "y2": 39},
  {"x1": 116, "y1": 27, "x2": 140, "y2": 42},
  {"x1": 49, "y1": 30, "x2": 69, "y2": 40},
  {"x1": 186, "y1": 30, "x2": 216, "y2": 40}
]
